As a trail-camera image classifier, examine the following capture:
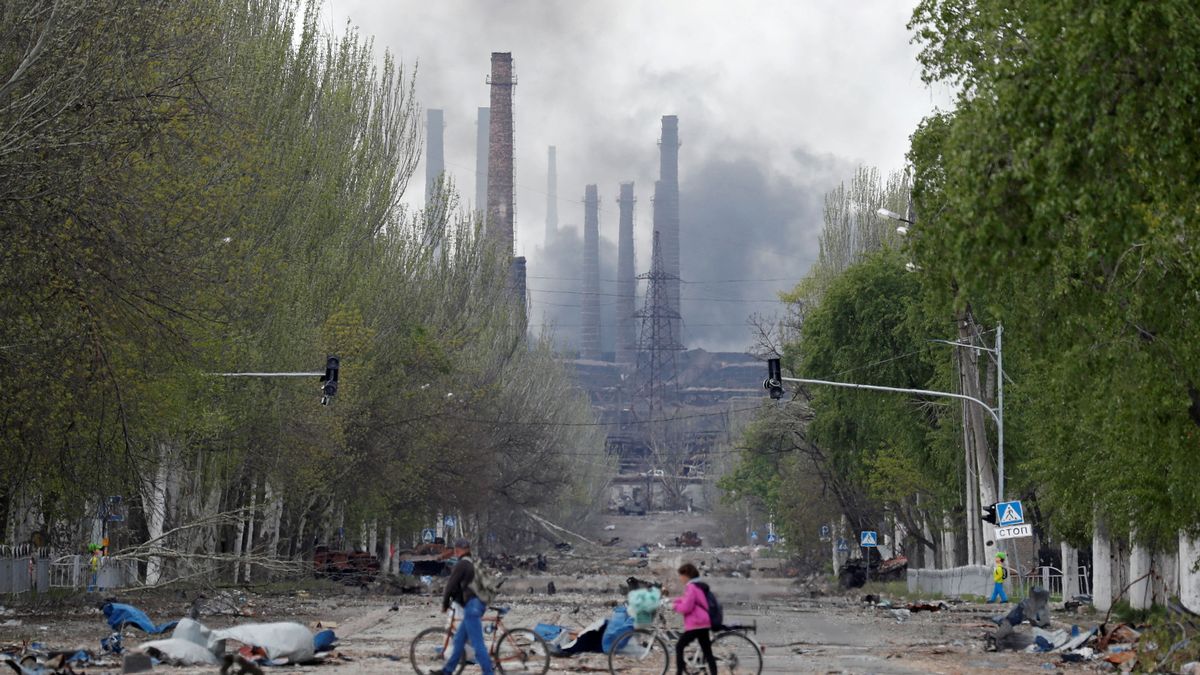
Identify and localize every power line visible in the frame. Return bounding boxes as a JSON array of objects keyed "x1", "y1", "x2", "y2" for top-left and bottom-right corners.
[
  {"x1": 527, "y1": 287, "x2": 784, "y2": 304},
  {"x1": 442, "y1": 404, "x2": 764, "y2": 429},
  {"x1": 526, "y1": 274, "x2": 806, "y2": 285}
]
